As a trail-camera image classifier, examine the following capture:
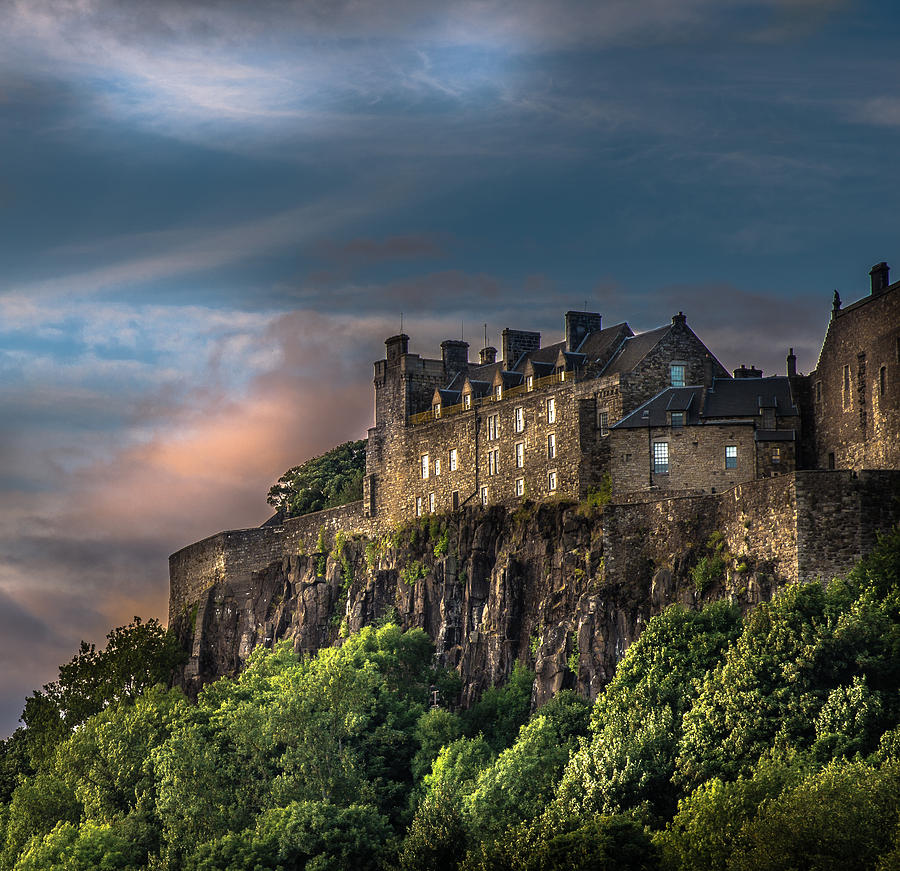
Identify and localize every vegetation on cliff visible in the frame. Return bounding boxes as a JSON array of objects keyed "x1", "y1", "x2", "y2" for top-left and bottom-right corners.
[
  {"x1": 266, "y1": 440, "x2": 366, "y2": 518},
  {"x1": 2, "y1": 531, "x2": 900, "y2": 870}
]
